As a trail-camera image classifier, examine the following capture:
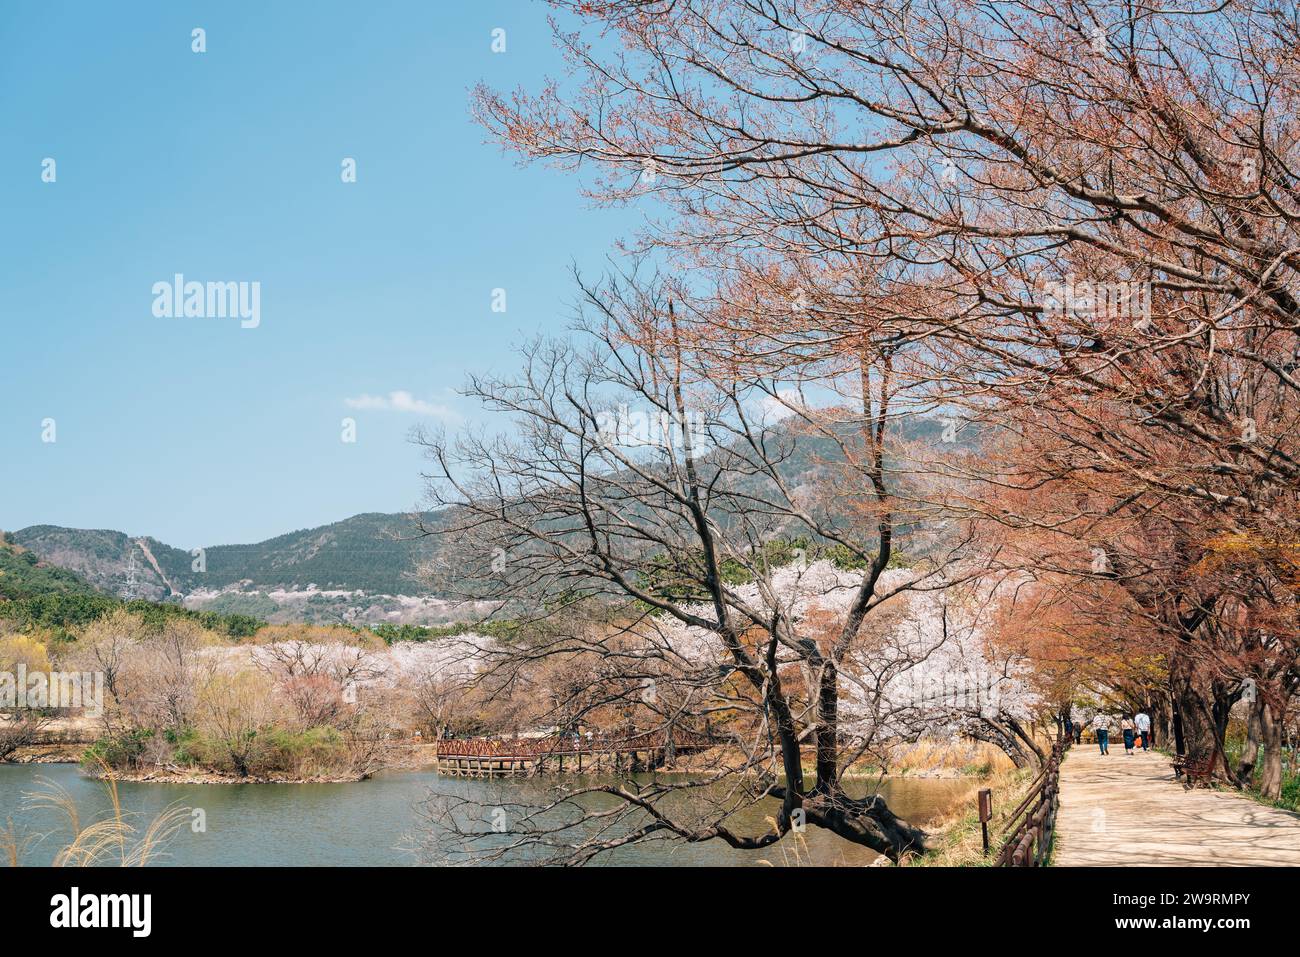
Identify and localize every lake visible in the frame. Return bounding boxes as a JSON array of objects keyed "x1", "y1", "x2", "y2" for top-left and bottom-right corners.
[{"x1": 0, "y1": 763, "x2": 973, "y2": 866}]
